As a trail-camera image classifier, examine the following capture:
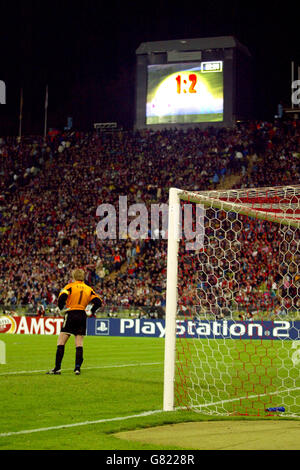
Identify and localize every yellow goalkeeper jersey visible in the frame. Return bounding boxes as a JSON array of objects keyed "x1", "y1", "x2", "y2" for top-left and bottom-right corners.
[{"x1": 58, "y1": 281, "x2": 100, "y2": 311}]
